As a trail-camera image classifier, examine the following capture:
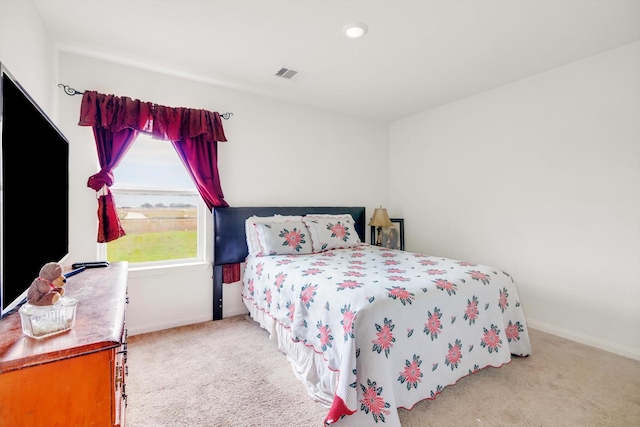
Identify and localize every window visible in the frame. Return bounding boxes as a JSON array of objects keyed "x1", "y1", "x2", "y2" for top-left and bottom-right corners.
[{"x1": 102, "y1": 134, "x2": 206, "y2": 267}]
